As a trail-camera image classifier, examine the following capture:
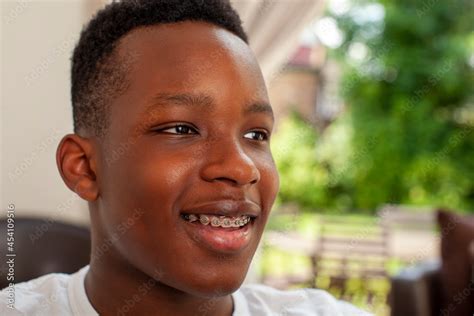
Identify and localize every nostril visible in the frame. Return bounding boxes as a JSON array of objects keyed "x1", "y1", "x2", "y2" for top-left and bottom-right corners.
[
  {"x1": 216, "y1": 177, "x2": 236, "y2": 183},
  {"x1": 214, "y1": 175, "x2": 259, "y2": 186}
]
